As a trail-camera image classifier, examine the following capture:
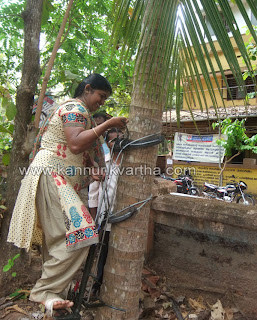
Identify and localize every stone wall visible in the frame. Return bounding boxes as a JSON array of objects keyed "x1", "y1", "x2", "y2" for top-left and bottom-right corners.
[{"x1": 149, "y1": 194, "x2": 257, "y2": 317}]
